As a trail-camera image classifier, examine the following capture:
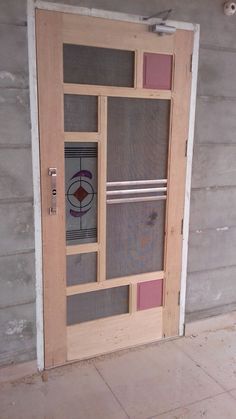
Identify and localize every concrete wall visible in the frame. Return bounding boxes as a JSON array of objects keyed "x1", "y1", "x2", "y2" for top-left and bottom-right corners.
[
  {"x1": 1, "y1": 0, "x2": 236, "y2": 365},
  {"x1": 0, "y1": 0, "x2": 36, "y2": 365}
]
